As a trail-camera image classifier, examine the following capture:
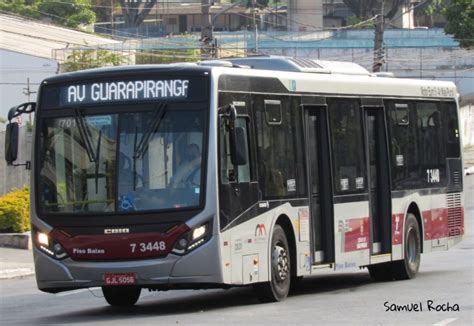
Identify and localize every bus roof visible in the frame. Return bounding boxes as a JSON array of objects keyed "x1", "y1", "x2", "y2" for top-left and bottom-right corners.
[{"x1": 42, "y1": 57, "x2": 457, "y2": 100}]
